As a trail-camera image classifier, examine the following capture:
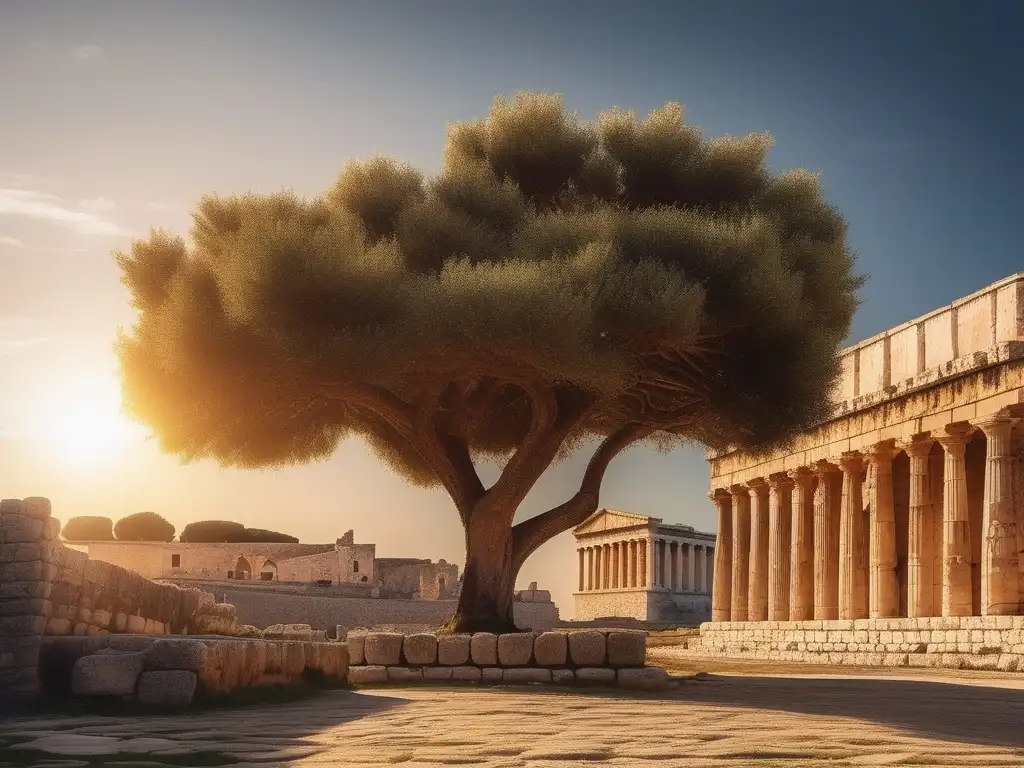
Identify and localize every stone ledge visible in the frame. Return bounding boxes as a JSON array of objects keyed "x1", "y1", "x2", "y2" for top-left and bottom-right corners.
[{"x1": 349, "y1": 663, "x2": 671, "y2": 690}]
